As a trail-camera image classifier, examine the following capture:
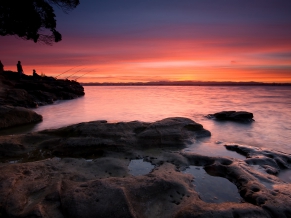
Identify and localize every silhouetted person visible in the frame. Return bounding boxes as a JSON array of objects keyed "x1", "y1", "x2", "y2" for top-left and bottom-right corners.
[
  {"x1": 0, "y1": 60, "x2": 3, "y2": 73},
  {"x1": 17, "y1": 61, "x2": 23, "y2": 79},
  {"x1": 33, "y1": 69, "x2": 41, "y2": 79}
]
